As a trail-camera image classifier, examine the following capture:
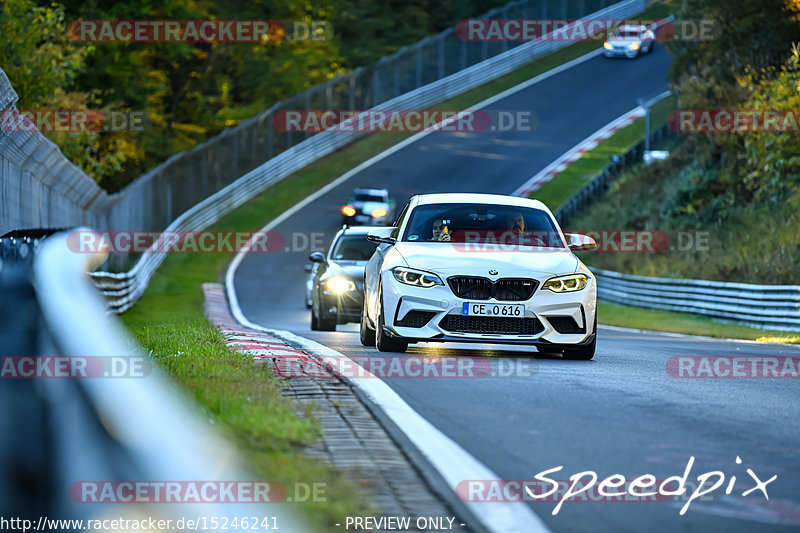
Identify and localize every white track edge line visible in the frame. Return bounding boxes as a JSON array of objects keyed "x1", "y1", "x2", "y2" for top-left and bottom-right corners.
[
  {"x1": 223, "y1": 304, "x2": 549, "y2": 533},
  {"x1": 221, "y1": 47, "x2": 615, "y2": 533}
]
